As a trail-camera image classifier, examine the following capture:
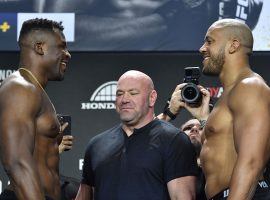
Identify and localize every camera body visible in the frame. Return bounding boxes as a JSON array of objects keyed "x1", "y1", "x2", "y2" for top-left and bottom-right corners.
[{"x1": 181, "y1": 67, "x2": 202, "y2": 106}]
